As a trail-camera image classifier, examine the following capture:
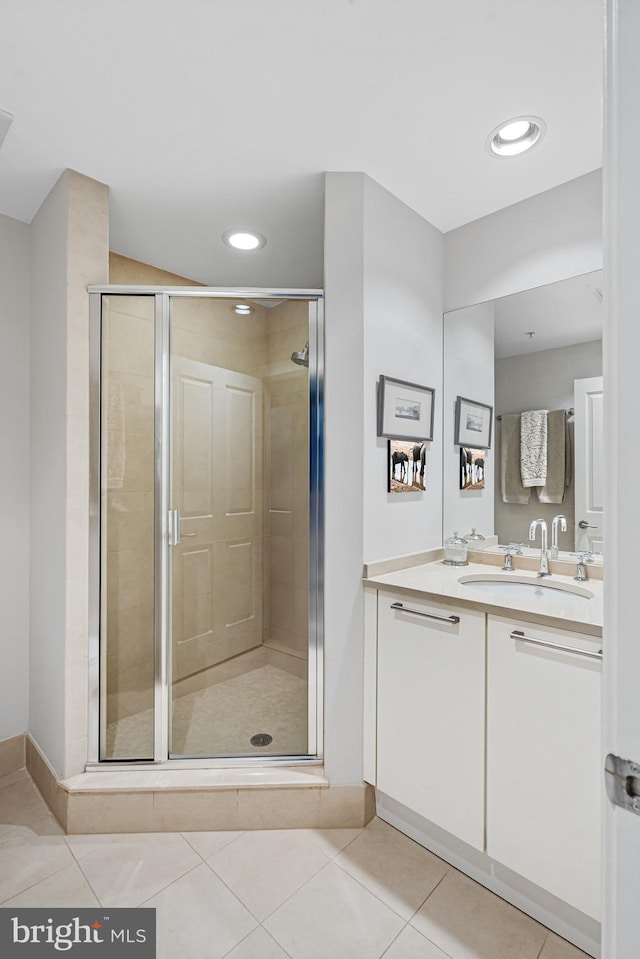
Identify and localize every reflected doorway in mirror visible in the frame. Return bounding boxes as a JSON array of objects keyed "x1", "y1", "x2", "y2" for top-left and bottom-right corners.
[{"x1": 460, "y1": 447, "x2": 486, "y2": 490}]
